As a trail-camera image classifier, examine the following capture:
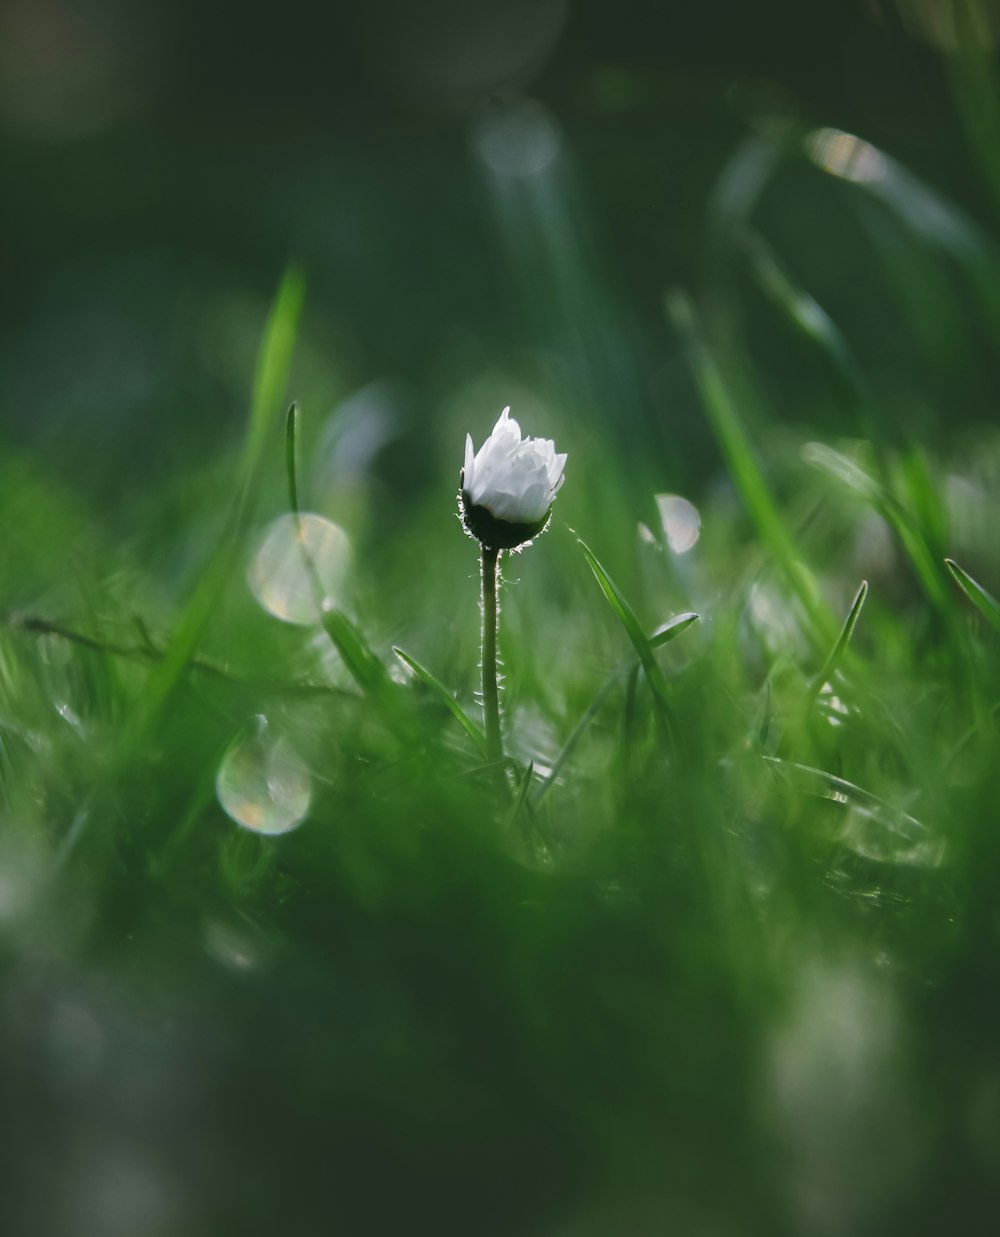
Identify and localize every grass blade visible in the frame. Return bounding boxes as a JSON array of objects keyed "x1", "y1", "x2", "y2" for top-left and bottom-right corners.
[
  {"x1": 393, "y1": 647, "x2": 487, "y2": 755},
  {"x1": 286, "y1": 401, "x2": 301, "y2": 517},
  {"x1": 506, "y1": 760, "x2": 534, "y2": 825},
  {"x1": 804, "y1": 443, "x2": 951, "y2": 613},
  {"x1": 803, "y1": 125, "x2": 1000, "y2": 335},
  {"x1": 650, "y1": 612, "x2": 700, "y2": 648},
  {"x1": 321, "y1": 609, "x2": 390, "y2": 698},
  {"x1": 802, "y1": 442, "x2": 882, "y2": 506},
  {"x1": 667, "y1": 289, "x2": 835, "y2": 647},
  {"x1": 237, "y1": 265, "x2": 306, "y2": 522},
  {"x1": 809, "y1": 579, "x2": 868, "y2": 697},
  {"x1": 578, "y1": 538, "x2": 671, "y2": 724},
  {"x1": 945, "y1": 558, "x2": 1000, "y2": 634},
  {"x1": 765, "y1": 756, "x2": 943, "y2": 867},
  {"x1": 138, "y1": 266, "x2": 305, "y2": 735}
]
